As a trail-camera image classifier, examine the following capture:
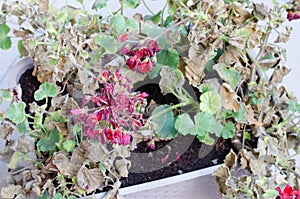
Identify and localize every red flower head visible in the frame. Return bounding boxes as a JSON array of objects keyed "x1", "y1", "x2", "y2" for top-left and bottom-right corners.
[{"x1": 276, "y1": 185, "x2": 300, "y2": 199}]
